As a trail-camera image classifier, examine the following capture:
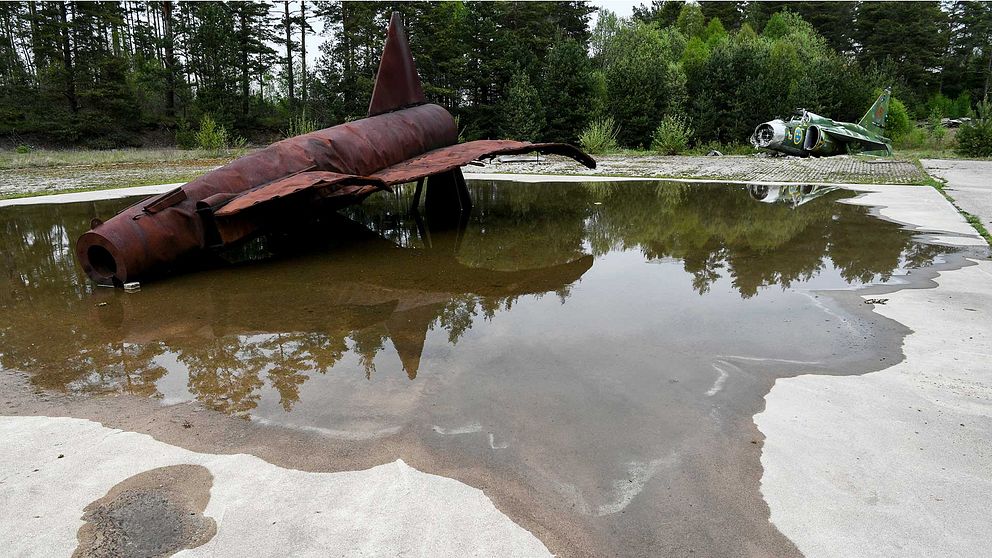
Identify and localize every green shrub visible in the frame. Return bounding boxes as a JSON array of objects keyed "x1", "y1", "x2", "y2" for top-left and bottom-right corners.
[
  {"x1": 884, "y1": 97, "x2": 913, "y2": 140},
  {"x1": 650, "y1": 114, "x2": 693, "y2": 155},
  {"x1": 927, "y1": 109, "x2": 947, "y2": 145},
  {"x1": 175, "y1": 118, "x2": 198, "y2": 149},
  {"x1": 579, "y1": 116, "x2": 620, "y2": 154},
  {"x1": 195, "y1": 115, "x2": 228, "y2": 151},
  {"x1": 14, "y1": 144, "x2": 31, "y2": 154},
  {"x1": 954, "y1": 92, "x2": 973, "y2": 118},
  {"x1": 956, "y1": 101, "x2": 992, "y2": 158},
  {"x1": 283, "y1": 113, "x2": 319, "y2": 138},
  {"x1": 894, "y1": 127, "x2": 927, "y2": 149}
]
